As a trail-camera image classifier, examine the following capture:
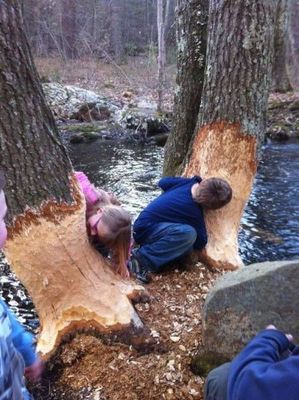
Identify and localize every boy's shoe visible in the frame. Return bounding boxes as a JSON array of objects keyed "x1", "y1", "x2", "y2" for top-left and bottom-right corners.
[{"x1": 128, "y1": 256, "x2": 151, "y2": 284}]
